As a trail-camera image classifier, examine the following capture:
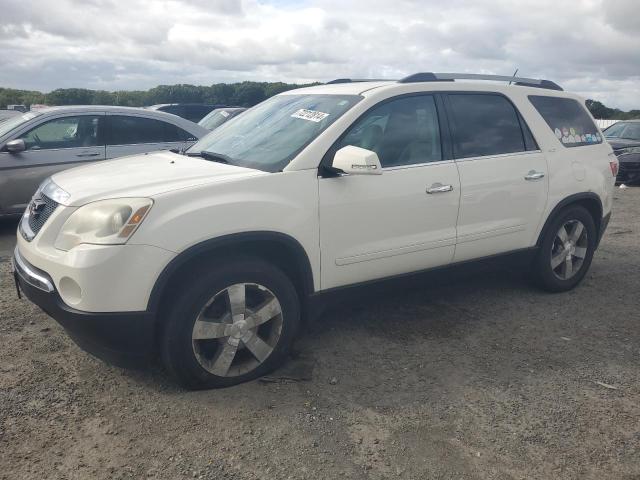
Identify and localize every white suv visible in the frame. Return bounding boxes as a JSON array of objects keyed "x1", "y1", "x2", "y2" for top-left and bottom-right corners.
[{"x1": 12, "y1": 73, "x2": 618, "y2": 389}]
